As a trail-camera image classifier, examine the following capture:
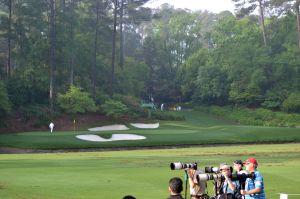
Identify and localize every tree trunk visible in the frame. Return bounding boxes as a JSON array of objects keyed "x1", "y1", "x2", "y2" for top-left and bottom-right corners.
[
  {"x1": 119, "y1": 0, "x2": 124, "y2": 69},
  {"x1": 70, "y1": 0, "x2": 75, "y2": 86},
  {"x1": 258, "y1": 0, "x2": 267, "y2": 46},
  {"x1": 92, "y1": 1, "x2": 100, "y2": 99},
  {"x1": 295, "y1": 1, "x2": 300, "y2": 56},
  {"x1": 49, "y1": 0, "x2": 56, "y2": 113},
  {"x1": 110, "y1": 0, "x2": 118, "y2": 96},
  {"x1": 7, "y1": 0, "x2": 12, "y2": 77}
]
